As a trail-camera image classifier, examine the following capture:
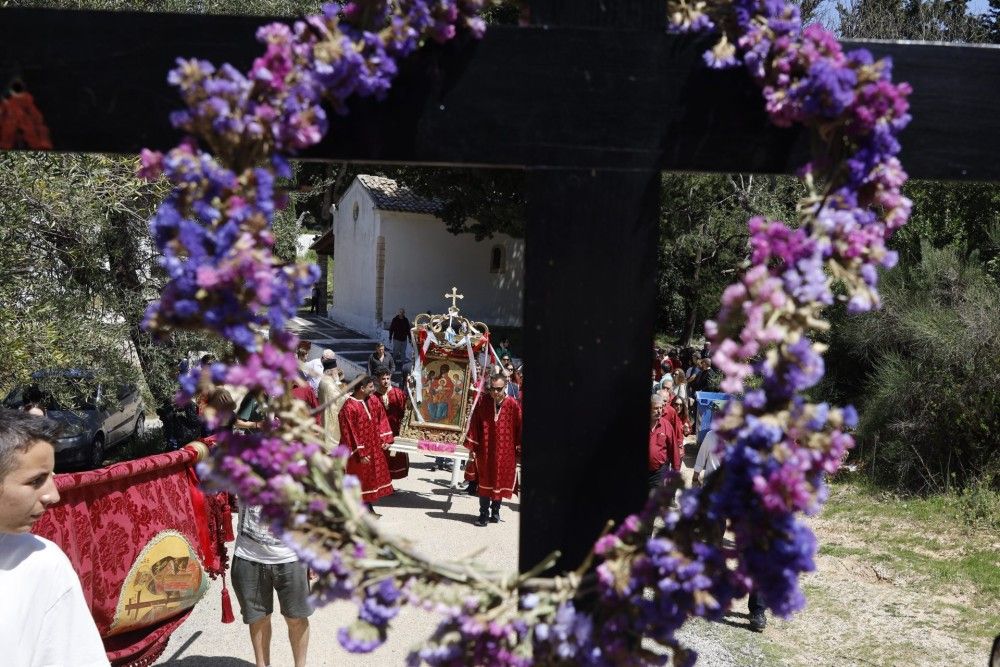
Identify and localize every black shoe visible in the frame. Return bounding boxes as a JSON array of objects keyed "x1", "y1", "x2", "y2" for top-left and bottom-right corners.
[
  {"x1": 476, "y1": 514, "x2": 489, "y2": 527},
  {"x1": 489, "y1": 513, "x2": 500, "y2": 523},
  {"x1": 749, "y1": 611, "x2": 766, "y2": 633}
]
